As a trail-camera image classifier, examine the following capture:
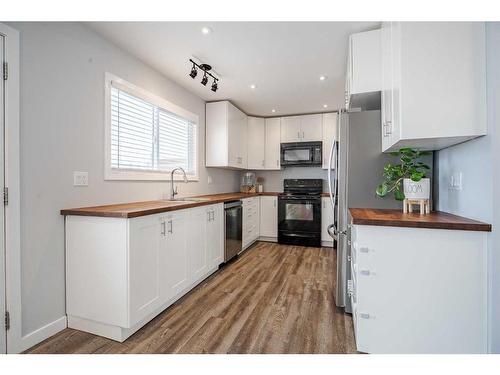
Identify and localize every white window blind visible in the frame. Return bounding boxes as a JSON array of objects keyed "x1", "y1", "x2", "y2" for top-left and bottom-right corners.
[{"x1": 110, "y1": 84, "x2": 197, "y2": 177}]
